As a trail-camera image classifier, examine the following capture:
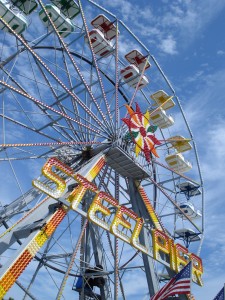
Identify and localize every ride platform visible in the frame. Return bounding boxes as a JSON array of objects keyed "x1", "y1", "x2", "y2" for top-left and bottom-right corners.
[{"x1": 106, "y1": 145, "x2": 149, "y2": 180}]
